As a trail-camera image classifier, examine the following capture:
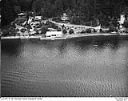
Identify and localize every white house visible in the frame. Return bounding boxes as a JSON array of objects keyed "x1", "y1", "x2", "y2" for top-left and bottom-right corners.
[
  {"x1": 119, "y1": 14, "x2": 125, "y2": 24},
  {"x1": 119, "y1": 14, "x2": 125, "y2": 29},
  {"x1": 46, "y1": 31, "x2": 63, "y2": 38},
  {"x1": 18, "y1": 13, "x2": 26, "y2": 19},
  {"x1": 61, "y1": 13, "x2": 69, "y2": 22},
  {"x1": 35, "y1": 16, "x2": 42, "y2": 21},
  {"x1": 0, "y1": 15, "x2": 1, "y2": 23},
  {"x1": 94, "y1": 25, "x2": 101, "y2": 33}
]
